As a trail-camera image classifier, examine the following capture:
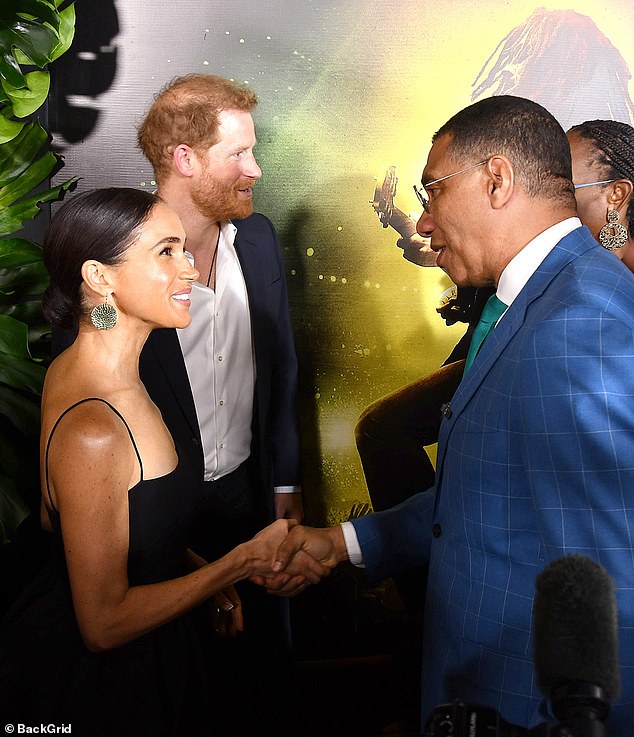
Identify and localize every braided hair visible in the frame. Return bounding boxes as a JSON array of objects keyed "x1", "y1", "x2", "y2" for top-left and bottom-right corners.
[{"x1": 568, "y1": 120, "x2": 634, "y2": 234}]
